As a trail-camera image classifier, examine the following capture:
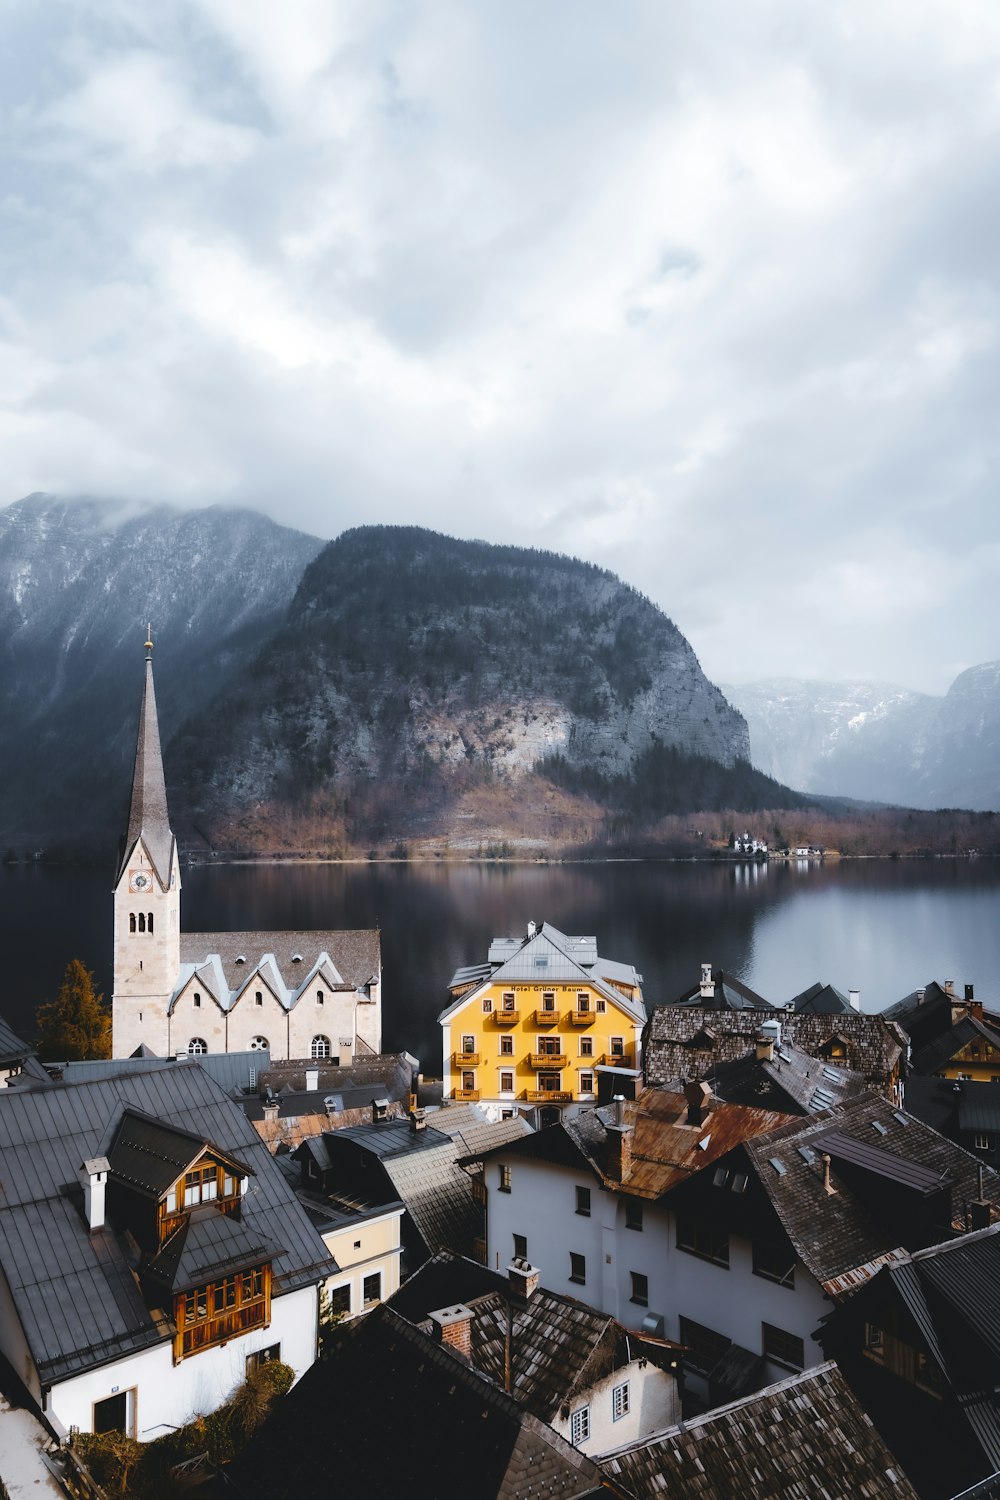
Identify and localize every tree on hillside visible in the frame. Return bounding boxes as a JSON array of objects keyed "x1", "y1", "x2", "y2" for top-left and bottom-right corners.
[{"x1": 36, "y1": 959, "x2": 112, "y2": 1061}]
